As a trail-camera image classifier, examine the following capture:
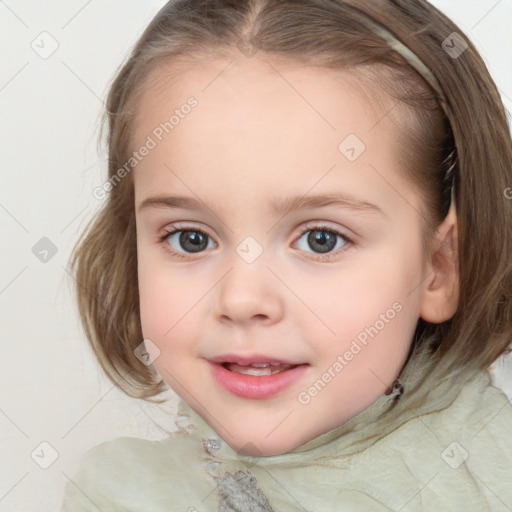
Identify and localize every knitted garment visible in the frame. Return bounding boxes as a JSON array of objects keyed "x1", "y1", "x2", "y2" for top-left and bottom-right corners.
[{"x1": 62, "y1": 345, "x2": 512, "y2": 511}]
